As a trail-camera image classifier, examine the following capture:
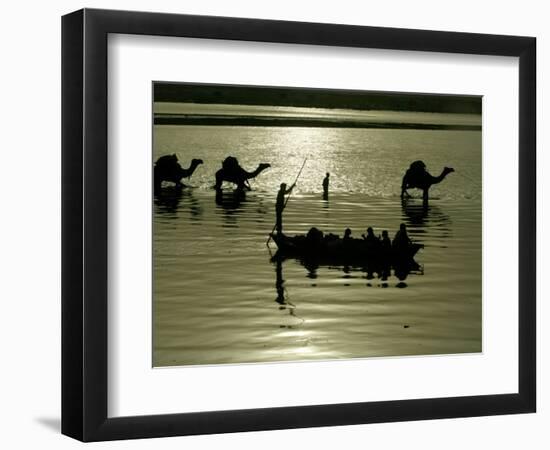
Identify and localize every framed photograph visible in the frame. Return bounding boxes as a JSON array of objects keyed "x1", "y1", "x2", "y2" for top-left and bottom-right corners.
[{"x1": 62, "y1": 9, "x2": 536, "y2": 442}]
